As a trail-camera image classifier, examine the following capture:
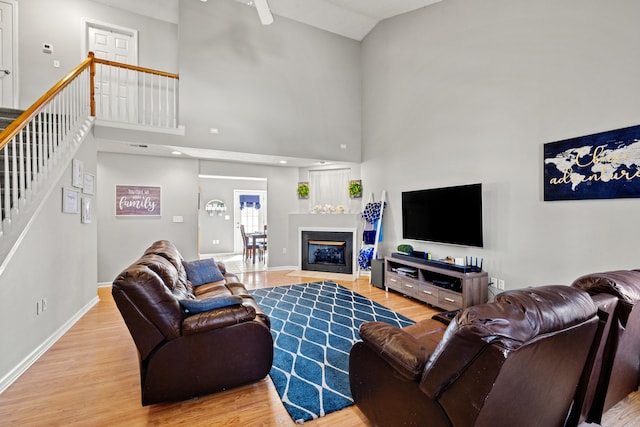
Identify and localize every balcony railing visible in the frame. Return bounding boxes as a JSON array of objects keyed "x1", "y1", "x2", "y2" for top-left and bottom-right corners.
[{"x1": 92, "y1": 56, "x2": 179, "y2": 128}]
